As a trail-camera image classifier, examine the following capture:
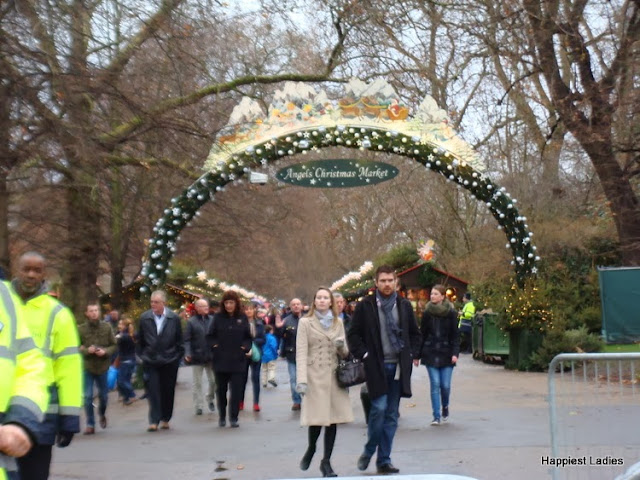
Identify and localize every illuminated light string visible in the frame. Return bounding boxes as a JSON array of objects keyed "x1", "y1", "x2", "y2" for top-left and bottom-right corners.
[
  {"x1": 329, "y1": 261, "x2": 374, "y2": 291},
  {"x1": 141, "y1": 81, "x2": 539, "y2": 293},
  {"x1": 500, "y1": 282, "x2": 553, "y2": 332},
  {"x1": 182, "y1": 271, "x2": 268, "y2": 303},
  {"x1": 141, "y1": 126, "x2": 540, "y2": 292}
]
